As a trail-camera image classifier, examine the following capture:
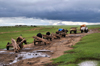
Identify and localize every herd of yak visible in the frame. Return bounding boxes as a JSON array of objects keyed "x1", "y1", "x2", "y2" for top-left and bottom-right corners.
[
  {"x1": 6, "y1": 26, "x2": 88, "y2": 53},
  {"x1": 6, "y1": 28, "x2": 68, "y2": 52}
]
